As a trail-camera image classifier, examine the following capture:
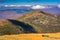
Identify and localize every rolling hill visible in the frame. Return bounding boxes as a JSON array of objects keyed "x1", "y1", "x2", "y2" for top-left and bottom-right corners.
[
  {"x1": 18, "y1": 10, "x2": 60, "y2": 33},
  {"x1": 0, "y1": 10, "x2": 60, "y2": 35}
]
